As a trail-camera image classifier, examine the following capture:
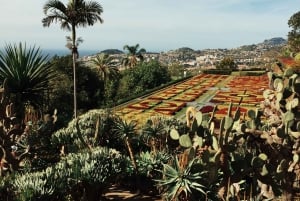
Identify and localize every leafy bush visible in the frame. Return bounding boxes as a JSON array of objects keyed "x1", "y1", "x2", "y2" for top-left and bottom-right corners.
[
  {"x1": 51, "y1": 109, "x2": 119, "y2": 154},
  {"x1": 11, "y1": 147, "x2": 126, "y2": 201}
]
